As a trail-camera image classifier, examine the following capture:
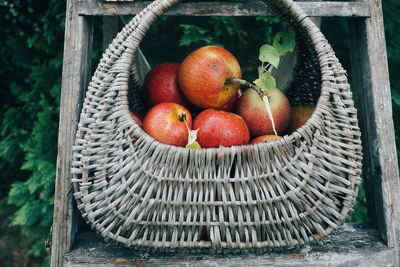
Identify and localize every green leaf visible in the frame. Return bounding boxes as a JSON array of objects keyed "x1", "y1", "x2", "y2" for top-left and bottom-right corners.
[
  {"x1": 254, "y1": 72, "x2": 276, "y2": 92},
  {"x1": 179, "y1": 24, "x2": 215, "y2": 47},
  {"x1": 186, "y1": 141, "x2": 202, "y2": 149},
  {"x1": 392, "y1": 89, "x2": 400, "y2": 106},
  {"x1": 8, "y1": 182, "x2": 30, "y2": 206},
  {"x1": 258, "y1": 44, "x2": 280, "y2": 68},
  {"x1": 273, "y1": 30, "x2": 295, "y2": 56}
]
